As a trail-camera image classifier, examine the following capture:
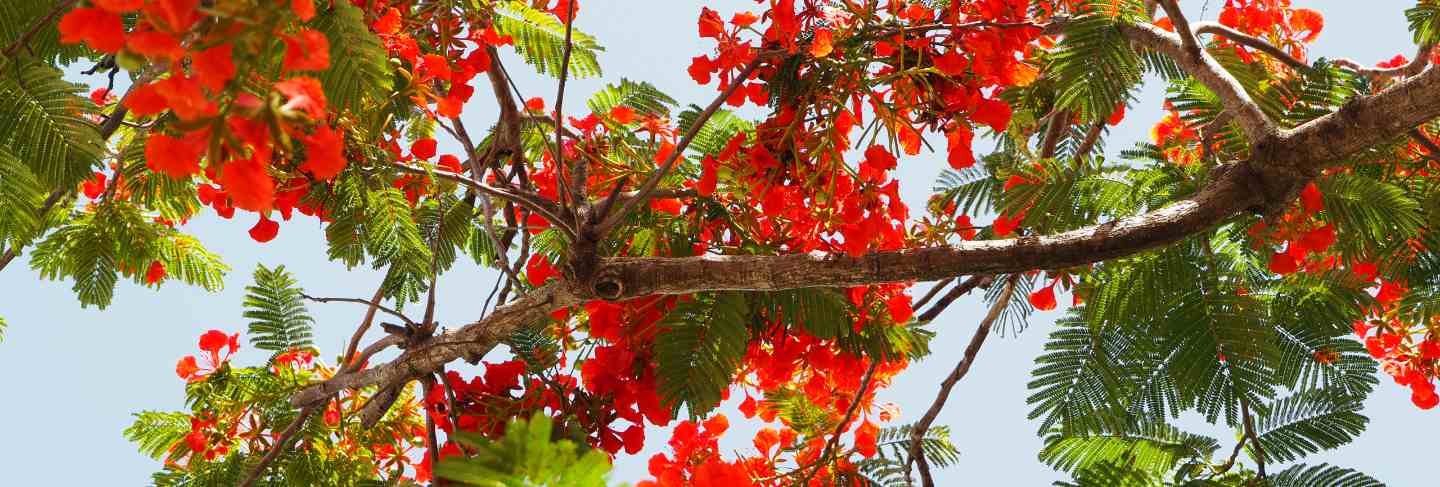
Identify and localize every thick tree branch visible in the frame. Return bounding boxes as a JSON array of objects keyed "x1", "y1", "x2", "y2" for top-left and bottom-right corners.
[{"x1": 1192, "y1": 22, "x2": 1310, "y2": 72}]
